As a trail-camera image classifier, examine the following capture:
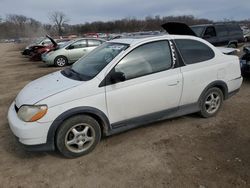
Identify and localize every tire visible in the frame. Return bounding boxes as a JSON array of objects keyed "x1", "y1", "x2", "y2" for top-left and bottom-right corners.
[
  {"x1": 199, "y1": 87, "x2": 223, "y2": 118},
  {"x1": 228, "y1": 43, "x2": 237, "y2": 48},
  {"x1": 56, "y1": 115, "x2": 101, "y2": 158},
  {"x1": 54, "y1": 56, "x2": 68, "y2": 67}
]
